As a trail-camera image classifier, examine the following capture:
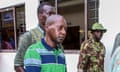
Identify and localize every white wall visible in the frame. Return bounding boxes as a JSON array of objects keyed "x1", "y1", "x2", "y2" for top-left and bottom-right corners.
[
  {"x1": 0, "y1": 53, "x2": 16, "y2": 72},
  {"x1": 99, "y1": 0, "x2": 120, "y2": 72},
  {"x1": 25, "y1": 0, "x2": 39, "y2": 31},
  {"x1": 0, "y1": 0, "x2": 39, "y2": 31},
  {"x1": 0, "y1": 0, "x2": 24, "y2": 8},
  {"x1": 66, "y1": 54, "x2": 79, "y2": 72}
]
